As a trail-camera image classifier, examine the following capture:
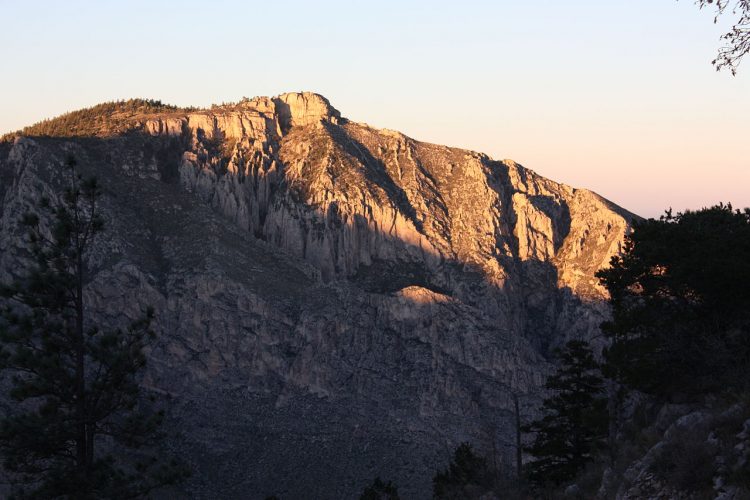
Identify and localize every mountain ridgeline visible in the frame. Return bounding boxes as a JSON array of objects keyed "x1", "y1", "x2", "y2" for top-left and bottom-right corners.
[{"x1": 0, "y1": 93, "x2": 635, "y2": 498}]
